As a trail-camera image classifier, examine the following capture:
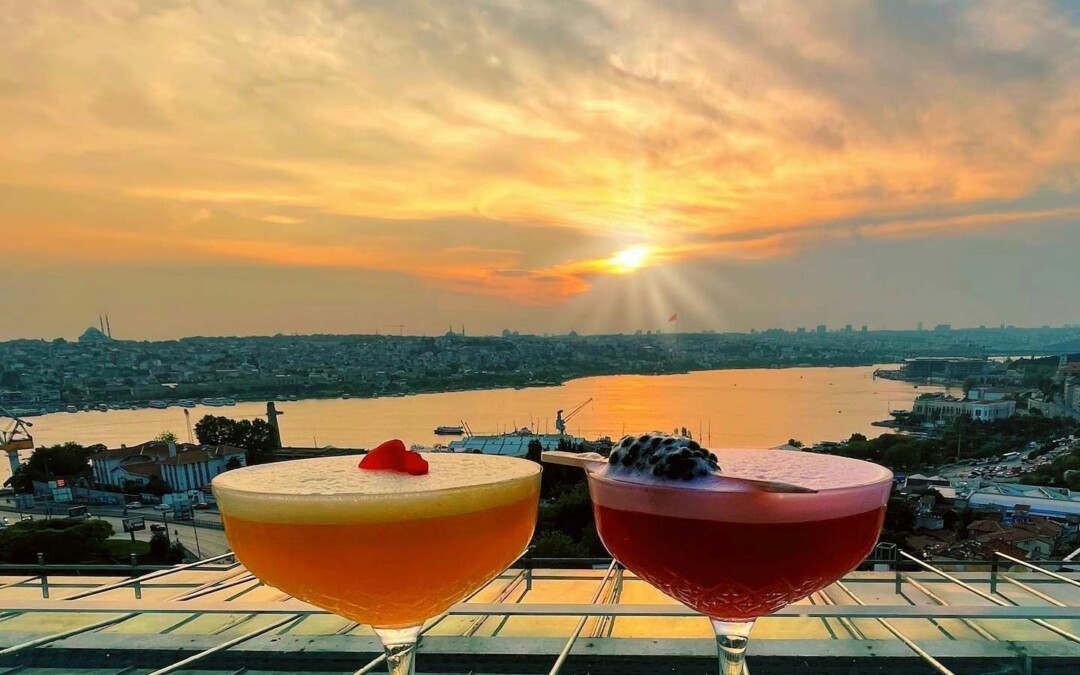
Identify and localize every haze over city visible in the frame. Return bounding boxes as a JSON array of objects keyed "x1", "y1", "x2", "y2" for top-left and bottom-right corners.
[{"x1": 3, "y1": 1, "x2": 1080, "y2": 340}]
